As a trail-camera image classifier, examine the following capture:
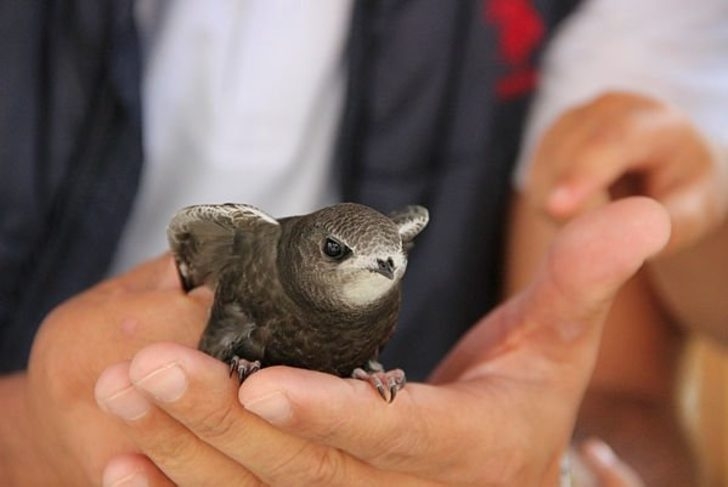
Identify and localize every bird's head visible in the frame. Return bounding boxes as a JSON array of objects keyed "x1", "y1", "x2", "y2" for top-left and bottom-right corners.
[{"x1": 279, "y1": 203, "x2": 427, "y2": 311}]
